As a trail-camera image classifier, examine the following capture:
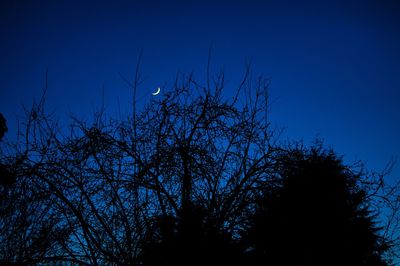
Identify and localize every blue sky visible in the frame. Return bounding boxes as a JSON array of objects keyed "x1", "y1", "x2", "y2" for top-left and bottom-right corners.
[{"x1": 1, "y1": 0, "x2": 399, "y2": 183}]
